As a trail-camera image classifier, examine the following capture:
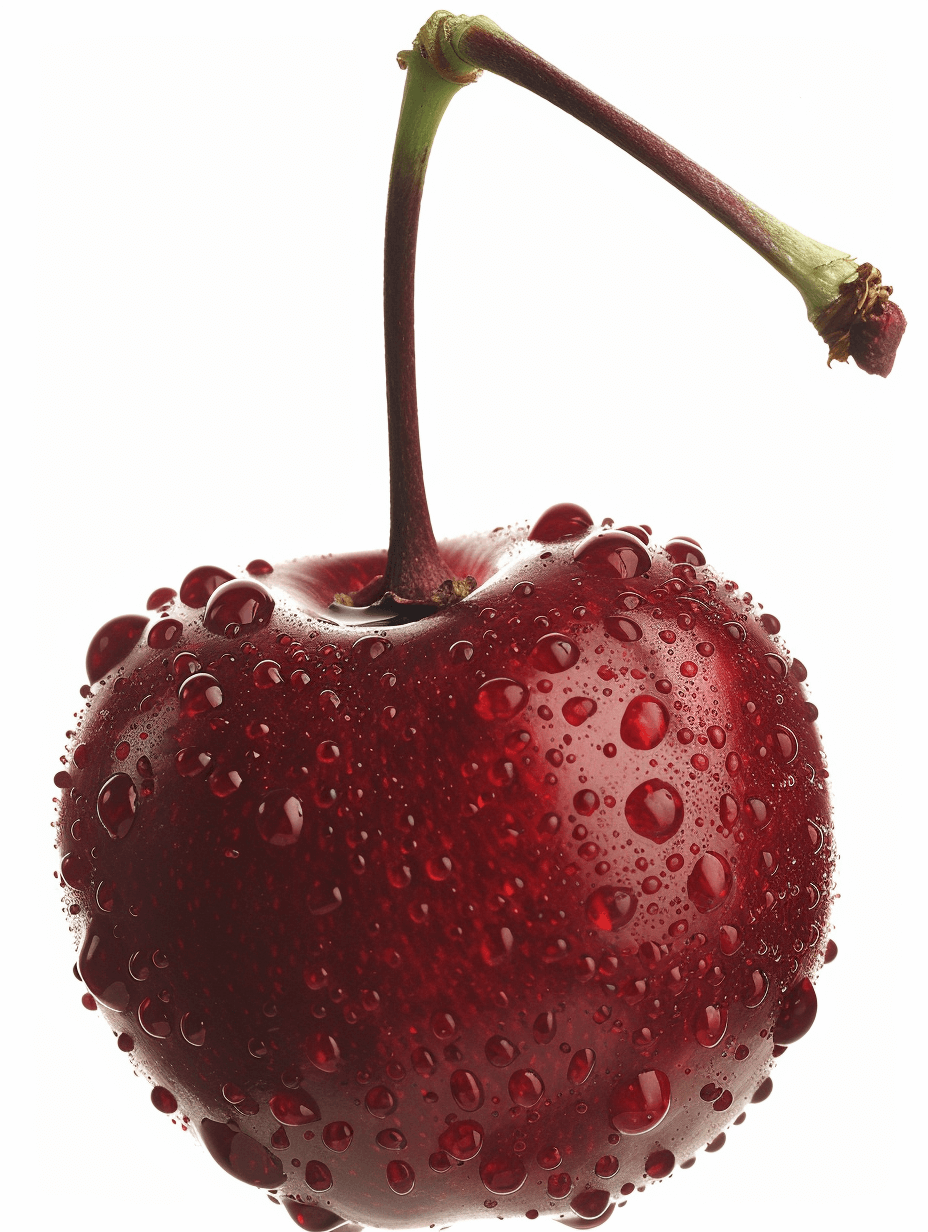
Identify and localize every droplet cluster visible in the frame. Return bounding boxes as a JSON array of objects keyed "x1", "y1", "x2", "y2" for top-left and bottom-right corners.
[{"x1": 55, "y1": 511, "x2": 833, "y2": 1228}]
